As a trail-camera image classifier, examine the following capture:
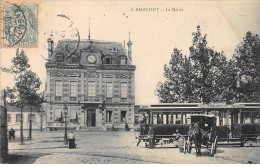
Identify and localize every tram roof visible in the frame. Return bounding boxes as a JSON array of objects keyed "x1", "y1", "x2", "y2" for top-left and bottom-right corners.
[
  {"x1": 143, "y1": 103, "x2": 260, "y2": 111},
  {"x1": 190, "y1": 114, "x2": 217, "y2": 118}
]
